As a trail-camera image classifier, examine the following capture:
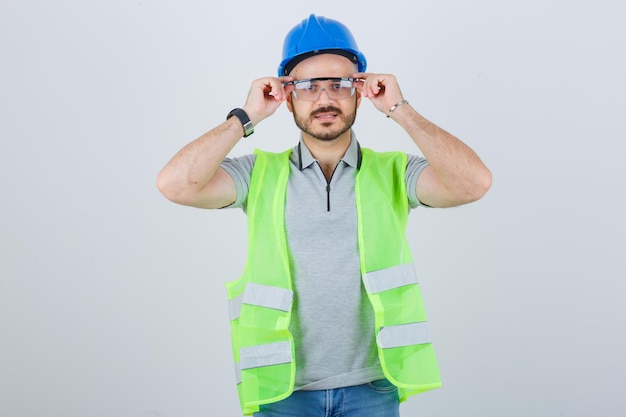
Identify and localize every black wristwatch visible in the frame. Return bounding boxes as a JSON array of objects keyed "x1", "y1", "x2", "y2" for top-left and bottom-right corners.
[{"x1": 227, "y1": 108, "x2": 254, "y2": 138}]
